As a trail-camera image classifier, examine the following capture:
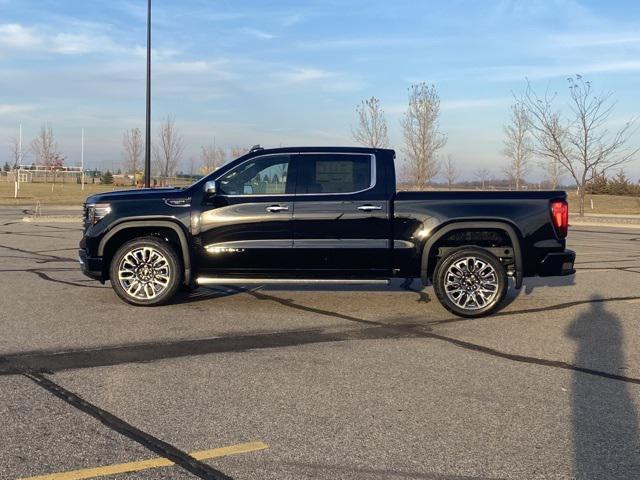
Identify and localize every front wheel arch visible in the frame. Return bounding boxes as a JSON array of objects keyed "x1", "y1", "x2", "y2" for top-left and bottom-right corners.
[{"x1": 98, "y1": 220, "x2": 192, "y2": 285}]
